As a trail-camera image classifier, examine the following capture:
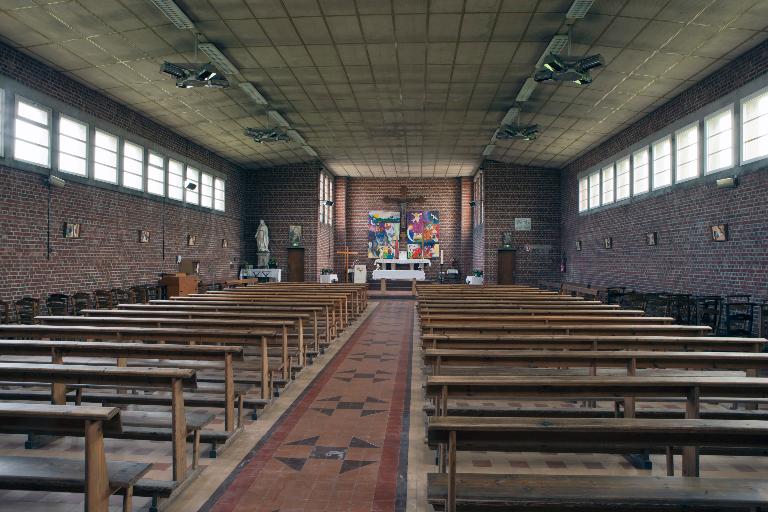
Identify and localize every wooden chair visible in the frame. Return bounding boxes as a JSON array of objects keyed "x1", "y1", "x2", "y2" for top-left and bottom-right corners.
[
  {"x1": 694, "y1": 295, "x2": 722, "y2": 335},
  {"x1": 110, "y1": 288, "x2": 131, "y2": 305},
  {"x1": 0, "y1": 301, "x2": 9, "y2": 324},
  {"x1": 93, "y1": 289, "x2": 112, "y2": 309},
  {"x1": 761, "y1": 302, "x2": 768, "y2": 339},
  {"x1": 643, "y1": 293, "x2": 671, "y2": 317},
  {"x1": 603, "y1": 287, "x2": 625, "y2": 305},
  {"x1": 45, "y1": 293, "x2": 71, "y2": 316},
  {"x1": 72, "y1": 292, "x2": 92, "y2": 315},
  {"x1": 725, "y1": 295, "x2": 755, "y2": 337},
  {"x1": 129, "y1": 285, "x2": 148, "y2": 304},
  {"x1": 620, "y1": 291, "x2": 646, "y2": 311},
  {"x1": 13, "y1": 297, "x2": 40, "y2": 324}
]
